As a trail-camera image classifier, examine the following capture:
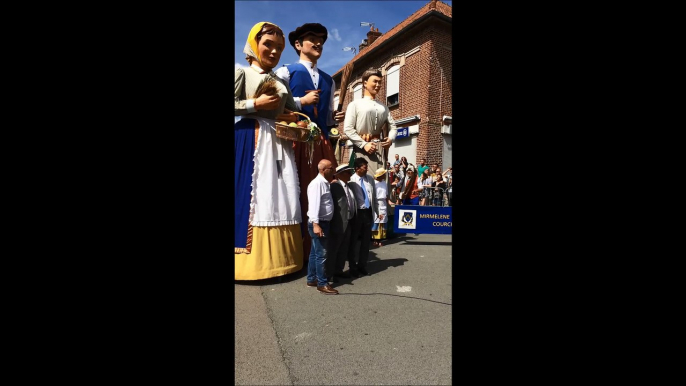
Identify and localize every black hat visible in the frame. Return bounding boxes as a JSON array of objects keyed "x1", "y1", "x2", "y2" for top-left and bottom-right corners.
[{"x1": 288, "y1": 23, "x2": 328, "y2": 48}]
